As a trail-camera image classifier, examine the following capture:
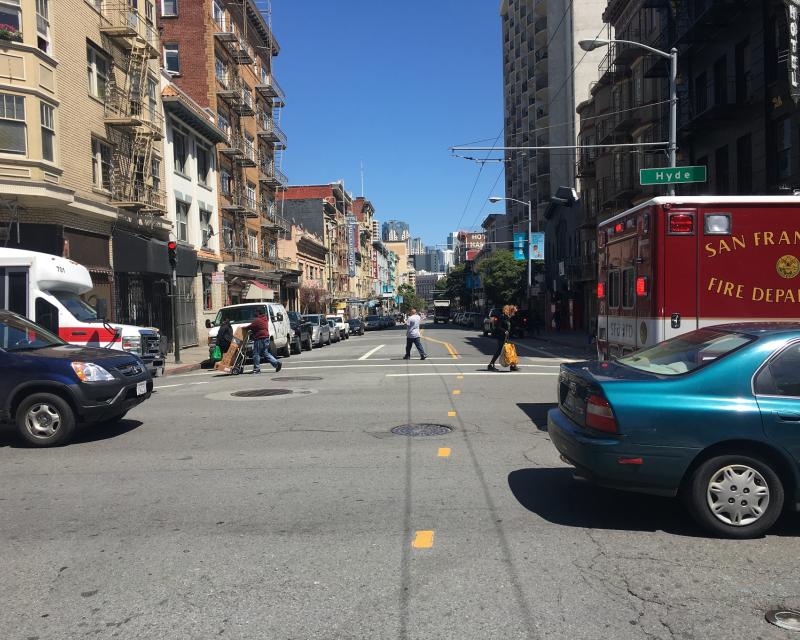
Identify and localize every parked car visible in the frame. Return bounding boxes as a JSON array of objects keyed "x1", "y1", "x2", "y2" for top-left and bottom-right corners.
[
  {"x1": 0, "y1": 310, "x2": 153, "y2": 447},
  {"x1": 348, "y1": 318, "x2": 365, "y2": 336},
  {"x1": 326, "y1": 315, "x2": 350, "y2": 339},
  {"x1": 365, "y1": 315, "x2": 383, "y2": 331},
  {"x1": 206, "y1": 302, "x2": 292, "y2": 358},
  {"x1": 548, "y1": 323, "x2": 800, "y2": 538},
  {"x1": 454, "y1": 312, "x2": 465, "y2": 326},
  {"x1": 483, "y1": 308, "x2": 502, "y2": 336},
  {"x1": 510, "y1": 310, "x2": 530, "y2": 338},
  {"x1": 303, "y1": 314, "x2": 331, "y2": 347},
  {"x1": 327, "y1": 318, "x2": 341, "y2": 342},
  {"x1": 287, "y1": 311, "x2": 313, "y2": 353}
]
